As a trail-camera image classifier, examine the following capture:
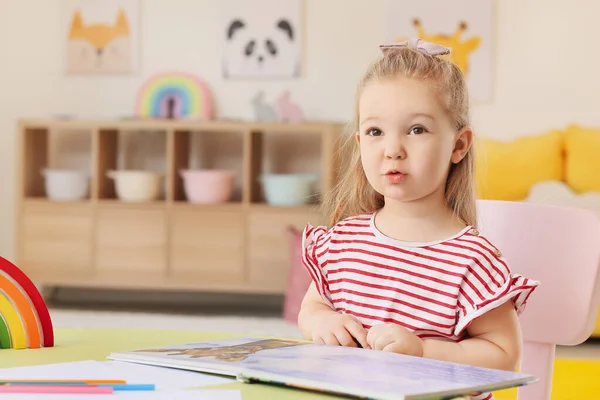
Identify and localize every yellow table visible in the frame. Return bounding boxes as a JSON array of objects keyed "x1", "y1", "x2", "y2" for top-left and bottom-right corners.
[{"x1": 0, "y1": 328, "x2": 339, "y2": 399}]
